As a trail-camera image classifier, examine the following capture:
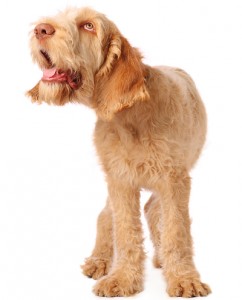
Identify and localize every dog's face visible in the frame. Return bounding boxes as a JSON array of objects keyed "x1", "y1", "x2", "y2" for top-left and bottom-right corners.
[
  {"x1": 27, "y1": 7, "x2": 112, "y2": 106},
  {"x1": 27, "y1": 7, "x2": 149, "y2": 119}
]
